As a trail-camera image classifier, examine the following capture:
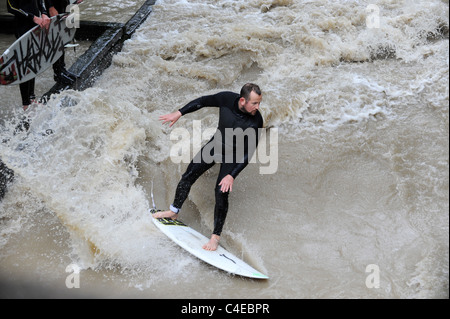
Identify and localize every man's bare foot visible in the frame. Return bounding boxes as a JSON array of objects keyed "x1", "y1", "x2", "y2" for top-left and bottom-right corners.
[
  {"x1": 202, "y1": 234, "x2": 220, "y2": 251},
  {"x1": 152, "y1": 210, "x2": 178, "y2": 219}
]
